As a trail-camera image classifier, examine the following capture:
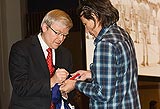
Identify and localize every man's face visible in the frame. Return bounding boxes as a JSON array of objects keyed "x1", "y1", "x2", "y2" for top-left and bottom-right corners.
[
  {"x1": 80, "y1": 15, "x2": 101, "y2": 38},
  {"x1": 41, "y1": 22, "x2": 69, "y2": 49},
  {"x1": 80, "y1": 16, "x2": 95, "y2": 37}
]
